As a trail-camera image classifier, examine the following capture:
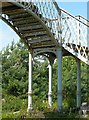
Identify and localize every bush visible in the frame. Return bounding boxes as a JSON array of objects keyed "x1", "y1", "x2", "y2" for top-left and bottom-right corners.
[
  {"x1": 62, "y1": 99, "x2": 69, "y2": 109},
  {"x1": 2, "y1": 94, "x2": 27, "y2": 113}
]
